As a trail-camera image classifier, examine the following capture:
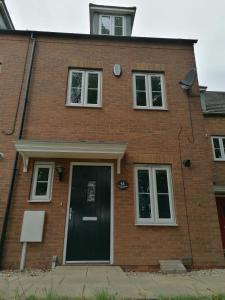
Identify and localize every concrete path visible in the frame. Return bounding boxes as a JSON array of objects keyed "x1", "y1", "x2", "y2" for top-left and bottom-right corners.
[{"x1": 0, "y1": 266, "x2": 225, "y2": 299}]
